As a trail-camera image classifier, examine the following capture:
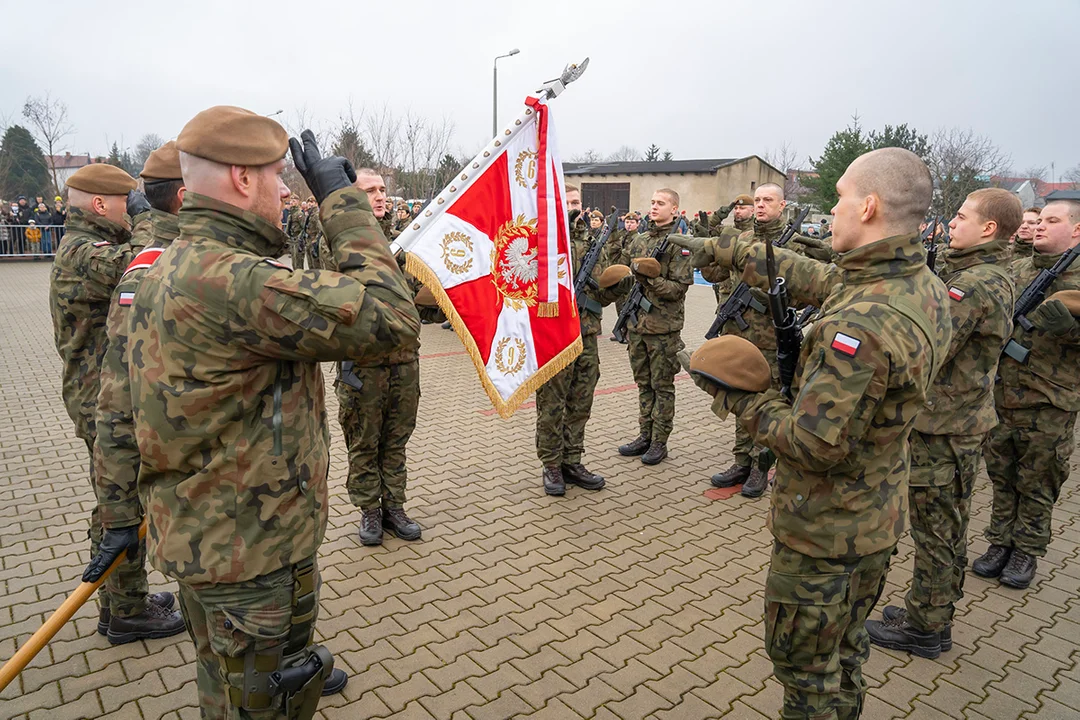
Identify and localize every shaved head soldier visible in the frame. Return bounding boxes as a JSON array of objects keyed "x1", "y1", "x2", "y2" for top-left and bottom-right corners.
[
  {"x1": 698, "y1": 193, "x2": 753, "y2": 301},
  {"x1": 129, "y1": 106, "x2": 420, "y2": 717},
  {"x1": 672, "y1": 147, "x2": 952, "y2": 717}
]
